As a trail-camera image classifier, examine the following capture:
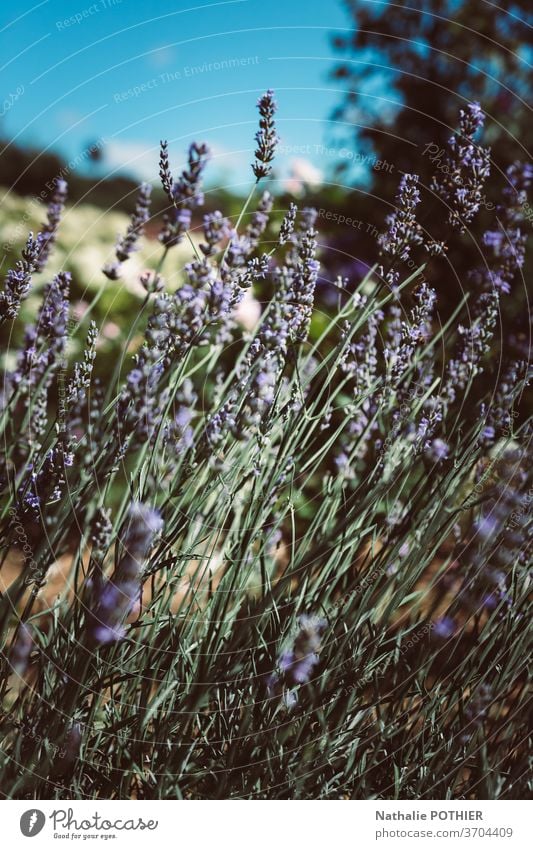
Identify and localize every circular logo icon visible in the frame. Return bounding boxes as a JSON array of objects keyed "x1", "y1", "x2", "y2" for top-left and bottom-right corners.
[{"x1": 20, "y1": 810, "x2": 46, "y2": 837}]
